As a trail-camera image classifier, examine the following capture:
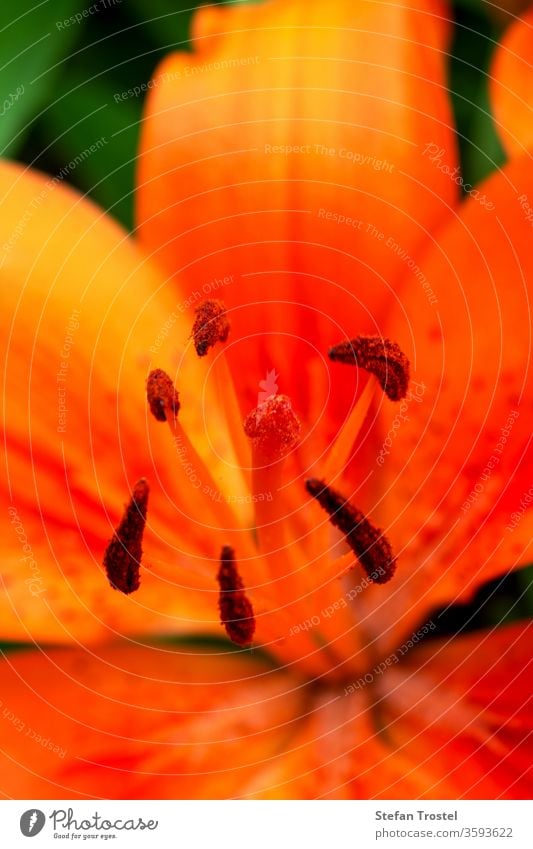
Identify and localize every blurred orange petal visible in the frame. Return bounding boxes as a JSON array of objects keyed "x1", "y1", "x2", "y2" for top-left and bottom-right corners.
[
  {"x1": 0, "y1": 161, "x2": 233, "y2": 645},
  {"x1": 351, "y1": 153, "x2": 533, "y2": 652},
  {"x1": 0, "y1": 623, "x2": 529, "y2": 799},
  {"x1": 491, "y1": 7, "x2": 533, "y2": 156},
  {"x1": 0, "y1": 644, "x2": 302, "y2": 799},
  {"x1": 137, "y1": 0, "x2": 458, "y2": 417},
  {"x1": 379, "y1": 621, "x2": 533, "y2": 799}
]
